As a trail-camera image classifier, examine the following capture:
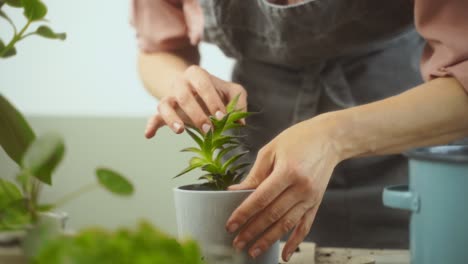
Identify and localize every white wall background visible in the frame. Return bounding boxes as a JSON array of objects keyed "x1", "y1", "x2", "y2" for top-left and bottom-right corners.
[{"x1": 0, "y1": 0, "x2": 234, "y2": 116}]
